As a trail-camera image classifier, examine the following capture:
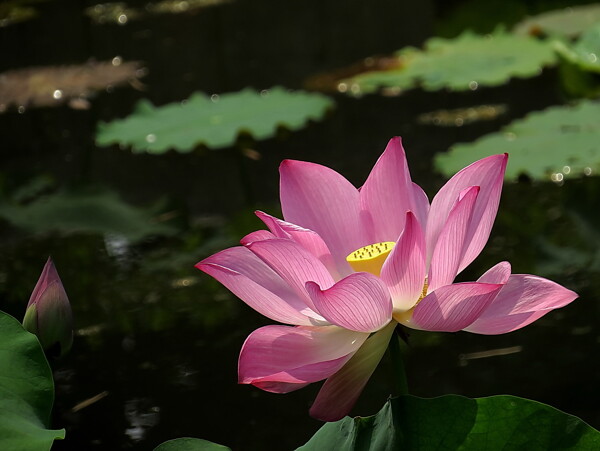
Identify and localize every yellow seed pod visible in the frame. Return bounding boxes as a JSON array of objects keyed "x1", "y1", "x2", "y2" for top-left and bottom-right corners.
[{"x1": 346, "y1": 242, "x2": 395, "y2": 277}]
